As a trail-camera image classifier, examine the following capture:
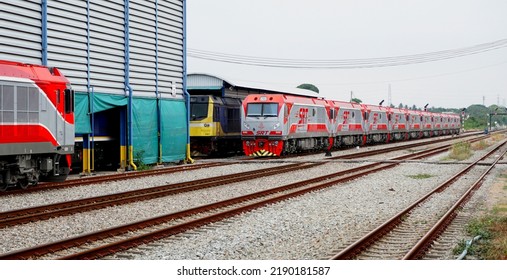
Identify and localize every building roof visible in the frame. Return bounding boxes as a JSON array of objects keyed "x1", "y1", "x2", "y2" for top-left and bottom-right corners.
[{"x1": 187, "y1": 73, "x2": 319, "y2": 97}]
